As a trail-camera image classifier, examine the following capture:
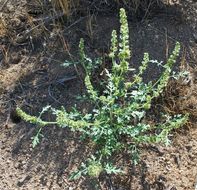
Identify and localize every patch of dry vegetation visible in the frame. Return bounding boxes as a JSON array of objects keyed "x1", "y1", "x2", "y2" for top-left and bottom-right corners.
[
  {"x1": 0, "y1": 15, "x2": 7, "y2": 37},
  {"x1": 164, "y1": 64, "x2": 197, "y2": 120},
  {"x1": 144, "y1": 45, "x2": 197, "y2": 124},
  {"x1": 51, "y1": 0, "x2": 165, "y2": 16},
  {"x1": 51, "y1": 0, "x2": 79, "y2": 16}
]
